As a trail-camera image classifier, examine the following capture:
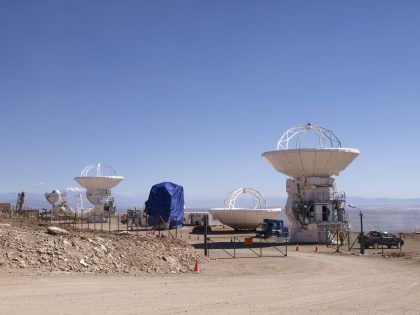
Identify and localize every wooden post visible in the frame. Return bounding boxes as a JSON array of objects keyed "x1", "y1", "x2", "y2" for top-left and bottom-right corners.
[
  {"x1": 108, "y1": 213, "x2": 111, "y2": 233},
  {"x1": 204, "y1": 215, "x2": 208, "y2": 257},
  {"x1": 360, "y1": 211, "x2": 365, "y2": 255},
  {"x1": 336, "y1": 229, "x2": 339, "y2": 252}
]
